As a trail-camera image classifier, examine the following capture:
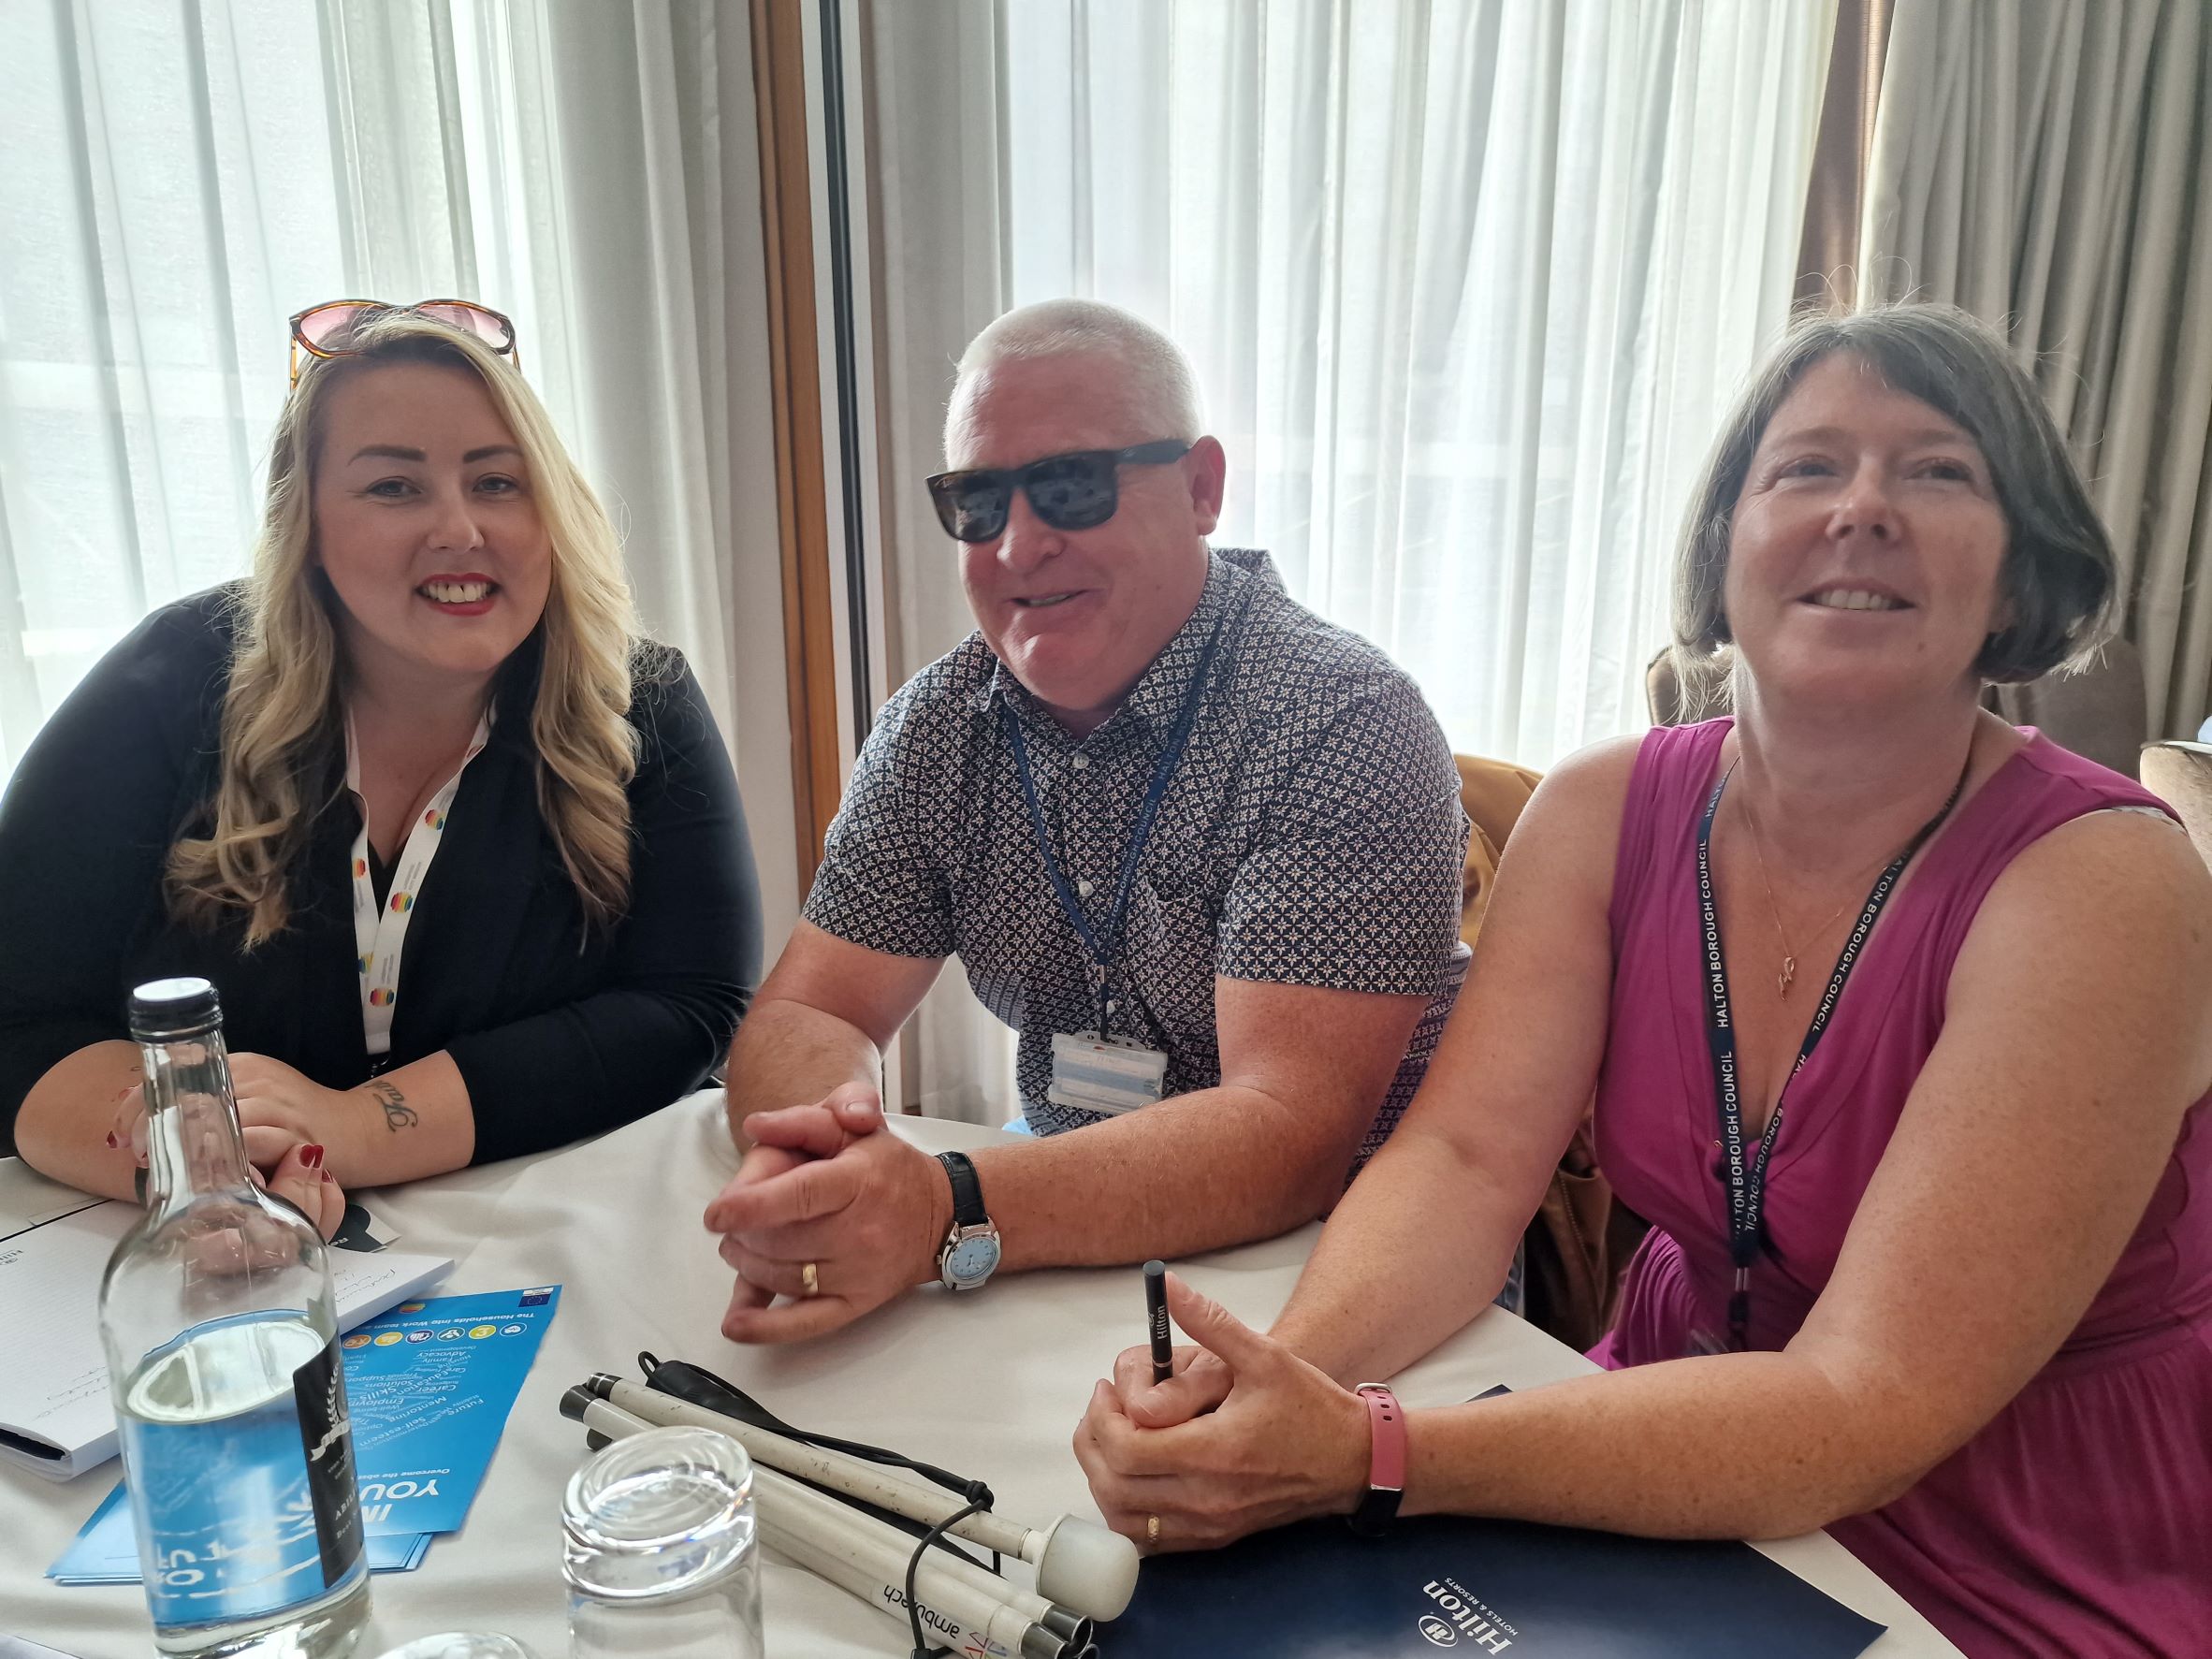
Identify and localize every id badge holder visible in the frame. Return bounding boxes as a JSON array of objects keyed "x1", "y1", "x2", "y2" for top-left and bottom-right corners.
[{"x1": 1047, "y1": 1030, "x2": 1170, "y2": 1116}]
